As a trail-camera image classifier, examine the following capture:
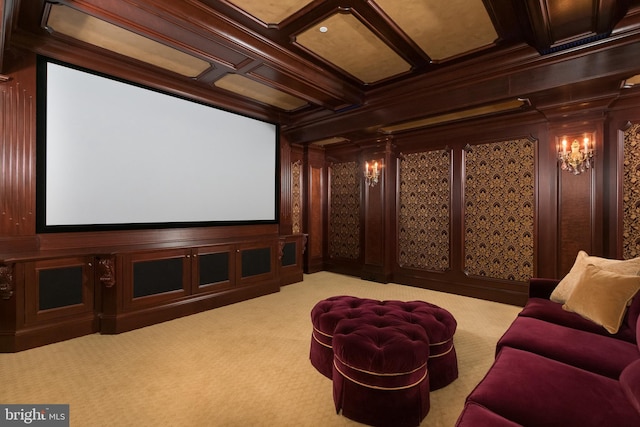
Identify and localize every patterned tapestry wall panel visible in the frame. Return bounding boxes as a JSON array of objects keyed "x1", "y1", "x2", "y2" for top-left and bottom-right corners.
[
  {"x1": 291, "y1": 161, "x2": 302, "y2": 234},
  {"x1": 624, "y1": 123, "x2": 640, "y2": 259},
  {"x1": 464, "y1": 139, "x2": 535, "y2": 281},
  {"x1": 329, "y1": 162, "x2": 360, "y2": 259},
  {"x1": 398, "y1": 150, "x2": 451, "y2": 271}
]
